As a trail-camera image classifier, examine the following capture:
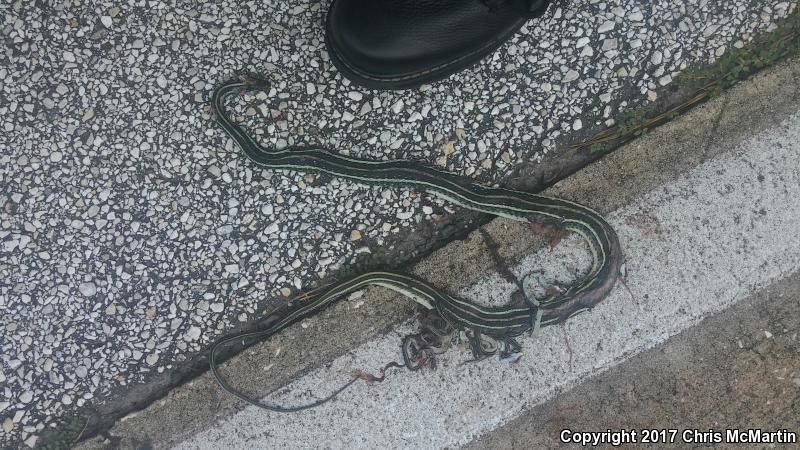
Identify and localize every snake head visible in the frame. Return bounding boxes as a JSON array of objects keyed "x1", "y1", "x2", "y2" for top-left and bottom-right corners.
[{"x1": 238, "y1": 73, "x2": 270, "y2": 89}]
